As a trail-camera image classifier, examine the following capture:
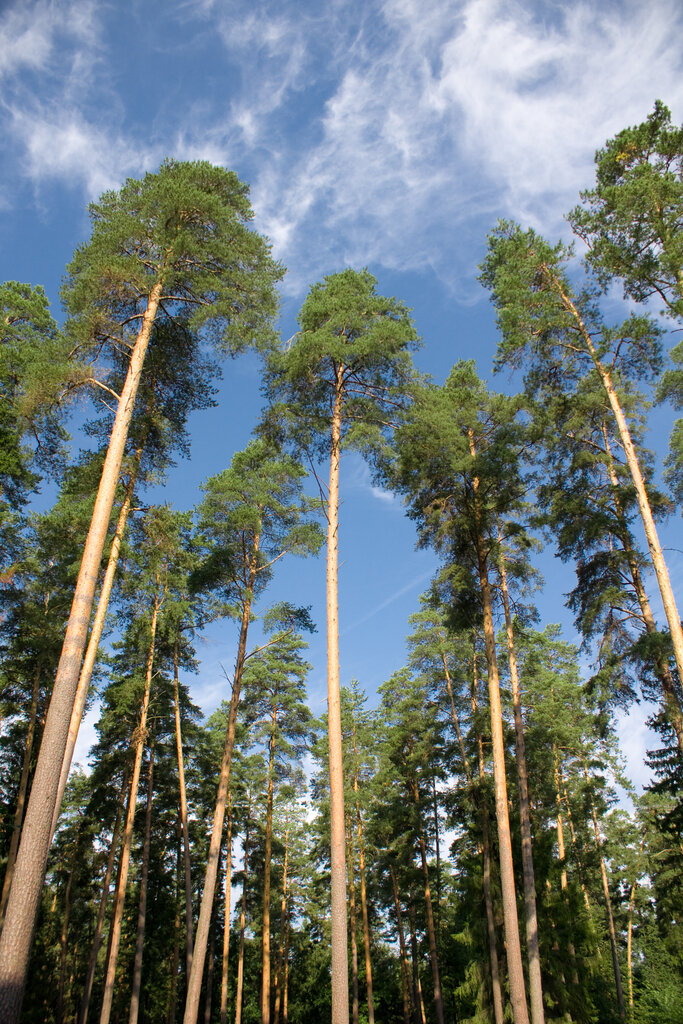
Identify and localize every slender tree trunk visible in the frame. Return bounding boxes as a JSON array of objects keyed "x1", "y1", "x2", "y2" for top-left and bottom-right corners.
[
  {"x1": 468, "y1": 433, "x2": 529, "y2": 1024},
  {"x1": 408, "y1": 897, "x2": 426, "y2": 1024},
  {"x1": 410, "y1": 778, "x2": 445, "y2": 1024},
  {"x1": 79, "y1": 772, "x2": 128, "y2": 1024},
  {"x1": 430, "y1": 774, "x2": 442, "y2": 950},
  {"x1": 220, "y1": 793, "x2": 232, "y2": 1024},
  {"x1": 351, "y1": 725, "x2": 374, "y2": 1024},
  {"x1": 52, "y1": 447, "x2": 144, "y2": 844},
  {"x1": 553, "y1": 747, "x2": 579, "y2": 987},
  {"x1": 261, "y1": 713, "x2": 276, "y2": 1024},
  {"x1": 587, "y1": 784, "x2": 625, "y2": 1022},
  {"x1": 347, "y1": 820, "x2": 360, "y2": 1024},
  {"x1": 551, "y1": 273, "x2": 683, "y2": 685},
  {"x1": 128, "y1": 735, "x2": 155, "y2": 1024},
  {"x1": 273, "y1": 827, "x2": 288, "y2": 1024},
  {"x1": 498, "y1": 537, "x2": 545, "y2": 1024},
  {"x1": 327, "y1": 368, "x2": 350, "y2": 1024},
  {"x1": 235, "y1": 821, "x2": 250, "y2": 1024},
  {"x1": 389, "y1": 864, "x2": 413, "y2": 1024},
  {"x1": 100, "y1": 588, "x2": 160, "y2": 1024},
  {"x1": 184, "y1": 538, "x2": 260, "y2": 1024},
  {"x1": 626, "y1": 841, "x2": 643, "y2": 1022},
  {"x1": 471, "y1": 646, "x2": 505, "y2": 1024},
  {"x1": 0, "y1": 660, "x2": 41, "y2": 926},
  {"x1": 167, "y1": 842, "x2": 182, "y2": 1024},
  {"x1": 601, "y1": 422, "x2": 683, "y2": 752},
  {"x1": 174, "y1": 643, "x2": 194, "y2": 976},
  {"x1": 0, "y1": 280, "x2": 163, "y2": 1024},
  {"x1": 58, "y1": 820, "x2": 82, "y2": 1022},
  {"x1": 282, "y1": 908, "x2": 290, "y2": 1024},
  {"x1": 204, "y1": 905, "x2": 217, "y2": 1024}
]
